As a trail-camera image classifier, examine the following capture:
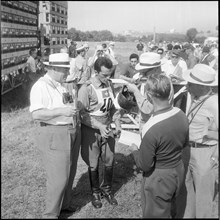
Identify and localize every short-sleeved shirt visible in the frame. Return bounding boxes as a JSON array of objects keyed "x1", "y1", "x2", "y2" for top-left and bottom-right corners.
[
  {"x1": 26, "y1": 56, "x2": 37, "y2": 73},
  {"x1": 120, "y1": 63, "x2": 138, "y2": 78},
  {"x1": 162, "y1": 59, "x2": 188, "y2": 78},
  {"x1": 29, "y1": 74, "x2": 73, "y2": 125},
  {"x1": 187, "y1": 93, "x2": 218, "y2": 145},
  {"x1": 74, "y1": 55, "x2": 90, "y2": 84},
  {"x1": 77, "y1": 76, "x2": 120, "y2": 127}
]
